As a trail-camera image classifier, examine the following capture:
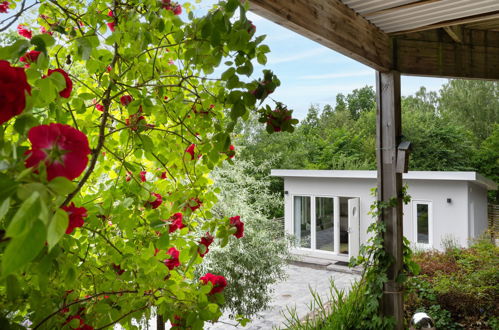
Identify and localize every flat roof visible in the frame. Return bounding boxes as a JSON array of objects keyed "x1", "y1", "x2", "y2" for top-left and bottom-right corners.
[{"x1": 270, "y1": 170, "x2": 497, "y2": 190}]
